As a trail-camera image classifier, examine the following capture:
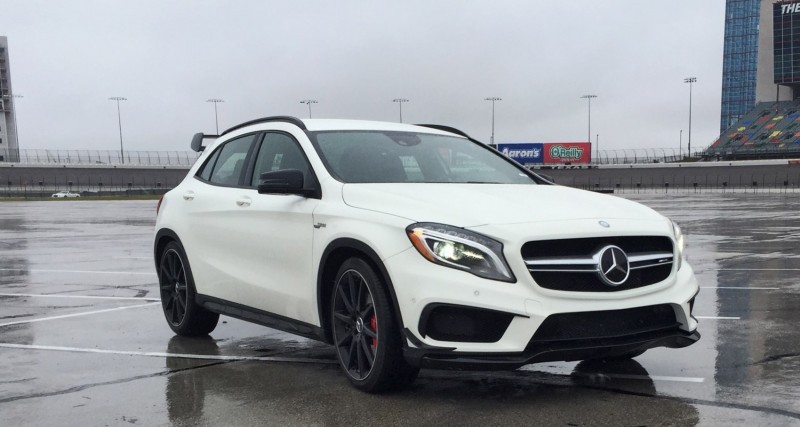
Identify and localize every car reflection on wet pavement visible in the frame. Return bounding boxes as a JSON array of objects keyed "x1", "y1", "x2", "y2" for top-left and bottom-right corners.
[{"x1": 0, "y1": 194, "x2": 799, "y2": 425}]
